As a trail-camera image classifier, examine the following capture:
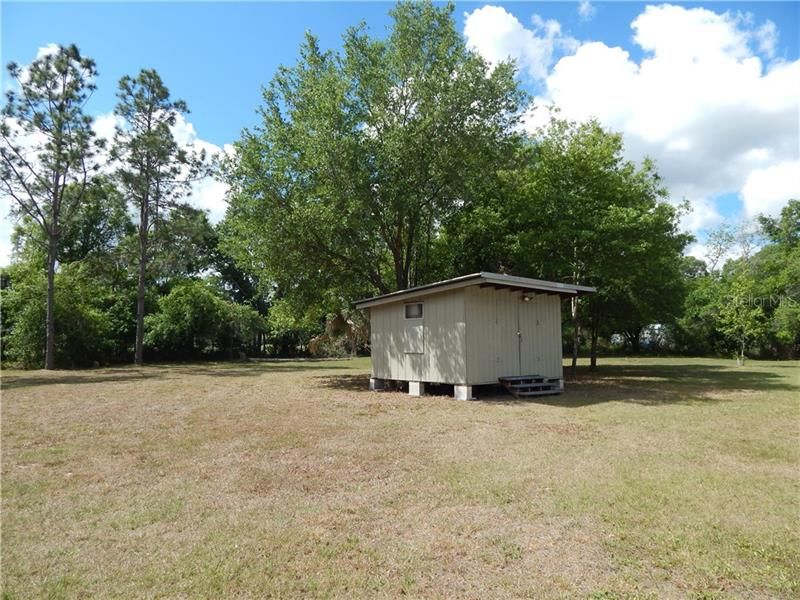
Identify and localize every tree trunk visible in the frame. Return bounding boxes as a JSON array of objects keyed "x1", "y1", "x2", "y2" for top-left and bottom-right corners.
[
  {"x1": 626, "y1": 328, "x2": 642, "y2": 354},
  {"x1": 134, "y1": 209, "x2": 149, "y2": 366},
  {"x1": 44, "y1": 237, "x2": 57, "y2": 370},
  {"x1": 571, "y1": 295, "x2": 580, "y2": 374},
  {"x1": 589, "y1": 316, "x2": 599, "y2": 371},
  {"x1": 394, "y1": 251, "x2": 408, "y2": 291}
]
